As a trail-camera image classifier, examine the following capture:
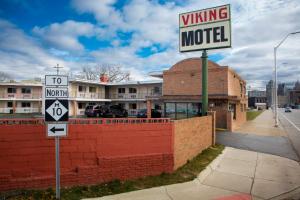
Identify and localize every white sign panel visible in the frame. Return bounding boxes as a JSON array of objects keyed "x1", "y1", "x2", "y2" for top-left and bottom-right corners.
[
  {"x1": 45, "y1": 75, "x2": 68, "y2": 86},
  {"x1": 45, "y1": 87, "x2": 68, "y2": 98},
  {"x1": 179, "y1": 4, "x2": 231, "y2": 52},
  {"x1": 47, "y1": 123, "x2": 67, "y2": 137}
]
